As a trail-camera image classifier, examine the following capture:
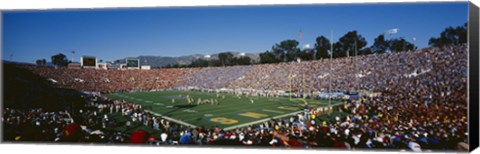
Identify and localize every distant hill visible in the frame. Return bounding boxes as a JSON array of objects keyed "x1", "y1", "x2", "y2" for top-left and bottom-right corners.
[
  {"x1": 112, "y1": 52, "x2": 260, "y2": 68},
  {"x1": 2, "y1": 60, "x2": 36, "y2": 66}
]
